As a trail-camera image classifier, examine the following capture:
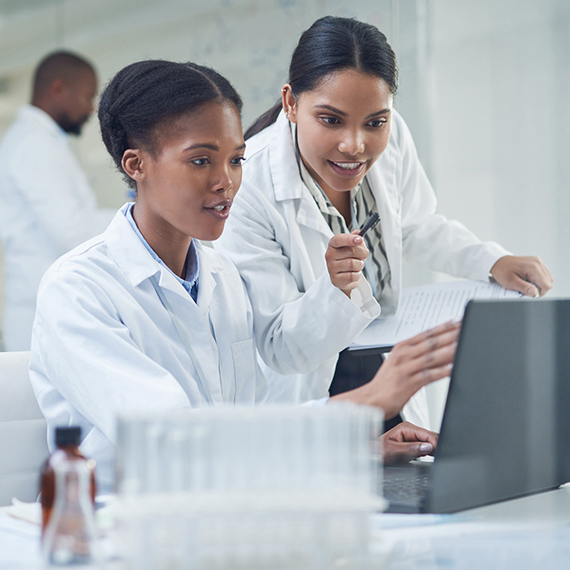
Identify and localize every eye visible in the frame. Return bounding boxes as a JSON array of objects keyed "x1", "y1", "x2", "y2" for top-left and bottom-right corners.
[
  {"x1": 321, "y1": 116, "x2": 341, "y2": 126},
  {"x1": 191, "y1": 158, "x2": 209, "y2": 166},
  {"x1": 367, "y1": 119, "x2": 388, "y2": 128},
  {"x1": 231, "y1": 156, "x2": 245, "y2": 166}
]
